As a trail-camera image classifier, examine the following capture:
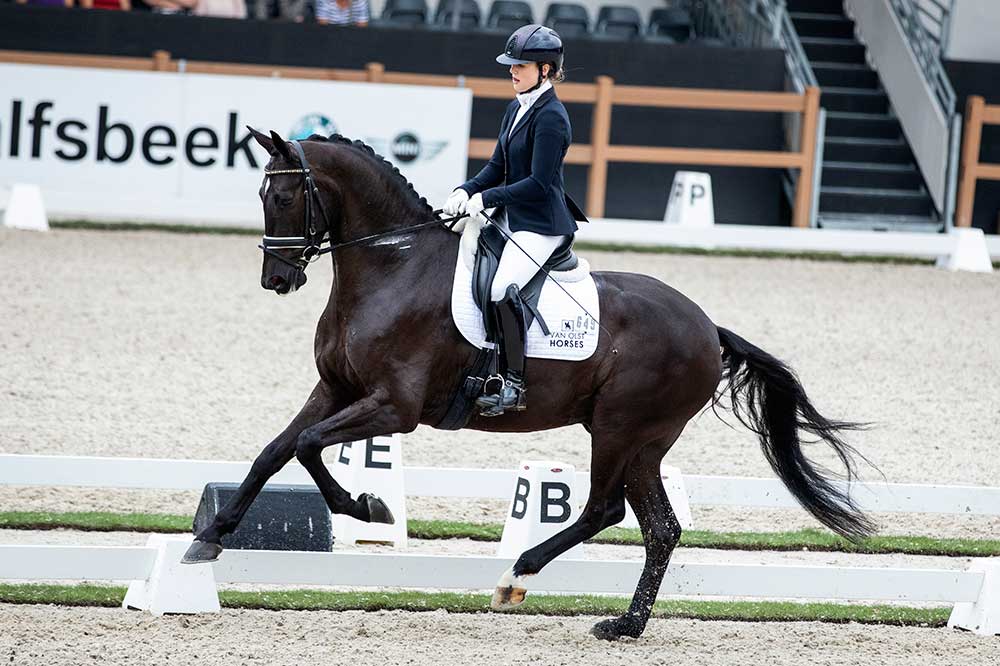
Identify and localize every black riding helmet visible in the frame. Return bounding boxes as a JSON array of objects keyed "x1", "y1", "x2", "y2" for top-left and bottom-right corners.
[{"x1": 496, "y1": 24, "x2": 564, "y2": 91}]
